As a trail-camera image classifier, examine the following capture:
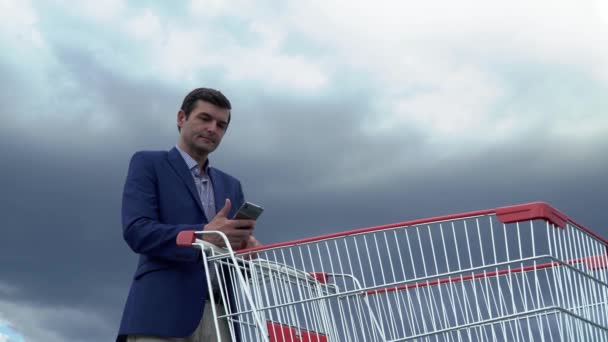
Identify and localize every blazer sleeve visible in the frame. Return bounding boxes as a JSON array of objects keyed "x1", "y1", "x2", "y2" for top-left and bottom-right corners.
[{"x1": 121, "y1": 152, "x2": 201, "y2": 263}]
